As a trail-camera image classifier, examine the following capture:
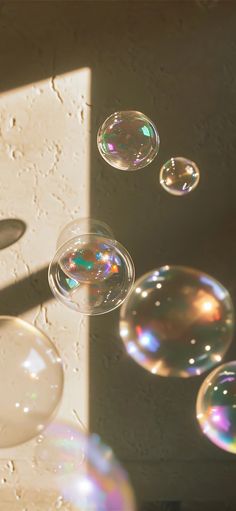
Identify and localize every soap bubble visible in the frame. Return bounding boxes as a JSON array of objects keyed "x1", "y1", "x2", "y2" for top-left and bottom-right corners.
[
  {"x1": 35, "y1": 422, "x2": 85, "y2": 474},
  {"x1": 0, "y1": 316, "x2": 63, "y2": 448},
  {"x1": 97, "y1": 111, "x2": 160, "y2": 171},
  {"x1": 119, "y1": 266, "x2": 234, "y2": 377},
  {"x1": 60, "y1": 236, "x2": 122, "y2": 284},
  {"x1": 159, "y1": 157, "x2": 200, "y2": 195},
  {"x1": 57, "y1": 217, "x2": 114, "y2": 249},
  {"x1": 35, "y1": 422, "x2": 136, "y2": 511},
  {"x1": 49, "y1": 234, "x2": 135, "y2": 315},
  {"x1": 196, "y1": 361, "x2": 236, "y2": 454}
]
